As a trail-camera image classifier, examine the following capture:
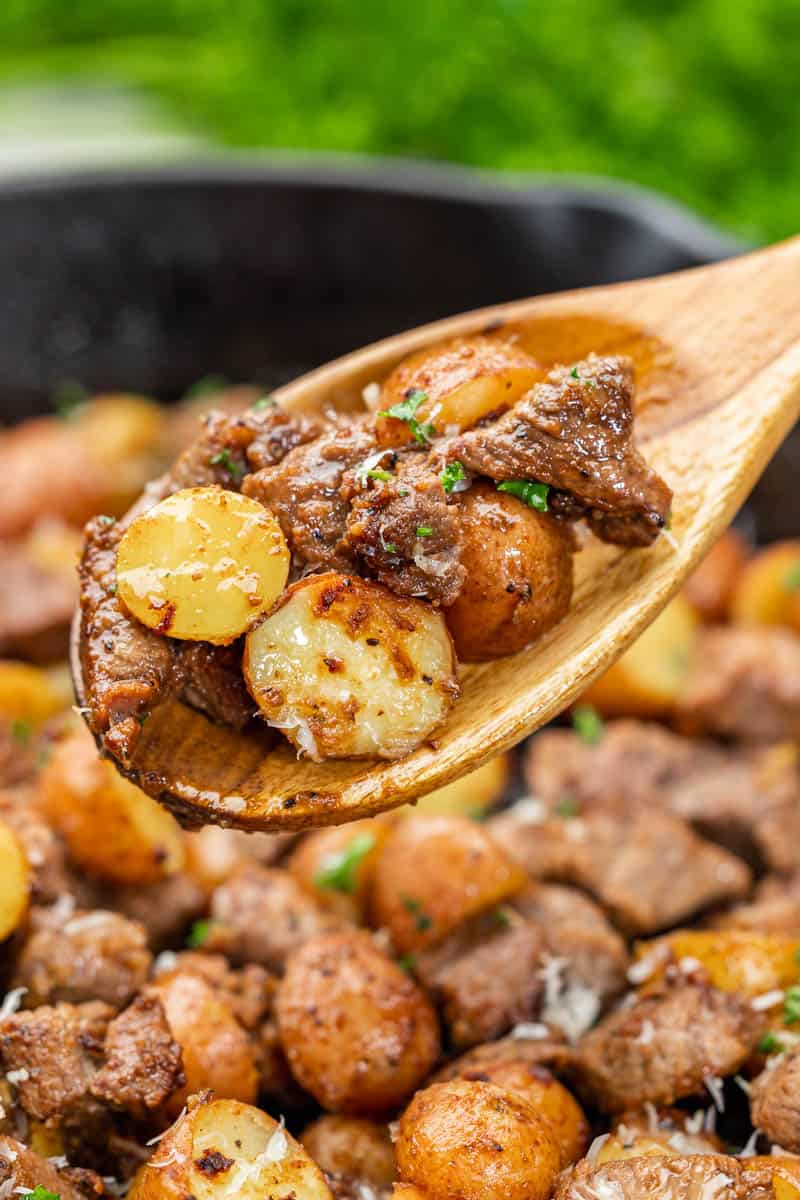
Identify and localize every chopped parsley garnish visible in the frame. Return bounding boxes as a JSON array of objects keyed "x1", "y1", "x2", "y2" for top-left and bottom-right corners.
[
  {"x1": 184, "y1": 374, "x2": 228, "y2": 399},
  {"x1": 10, "y1": 719, "x2": 31, "y2": 746},
  {"x1": 186, "y1": 919, "x2": 214, "y2": 948},
  {"x1": 402, "y1": 895, "x2": 433, "y2": 932},
  {"x1": 441, "y1": 461, "x2": 466, "y2": 494},
  {"x1": 569, "y1": 366, "x2": 597, "y2": 388},
  {"x1": 313, "y1": 833, "x2": 376, "y2": 894},
  {"x1": 97, "y1": 514, "x2": 116, "y2": 526},
  {"x1": 493, "y1": 907, "x2": 511, "y2": 928},
  {"x1": 759, "y1": 1031, "x2": 785, "y2": 1055},
  {"x1": 785, "y1": 562, "x2": 800, "y2": 592},
  {"x1": 254, "y1": 395, "x2": 277, "y2": 410},
  {"x1": 497, "y1": 479, "x2": 550, "y2": 512},
  {"x1": 380, "y1": 389, "x2": 435, "y2": 445},
  {"x1": 210, "y1": 448, "x2": 245, "y2": 482},
  {"x1": 355, "y1": 462, "x2": 393, "y2": 485},
  {"x1": 398, "y1": 954, "x2": 417, "y2": 974},
  {"x1": 783, "y1": 985, "x2": 800, "y2": 1025},
  {"x1": 415, "y1": 525, "x2": 433, "y2": 538},
  {"x1": 554, "y1": 794, "x2": 581, "y2": 818},
  {"x1": 52, "y1": 379, "x2": 87, "y2": 420},
  {"x1": 383, "y1": 542, "x2": 398, "y2": 555},
  {"x1": 21, "y1": 1188, "x2": 61, "y2": 1200},
  {"x1": 572, "y1": 704, "x2": 604, "y2": 745}
]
